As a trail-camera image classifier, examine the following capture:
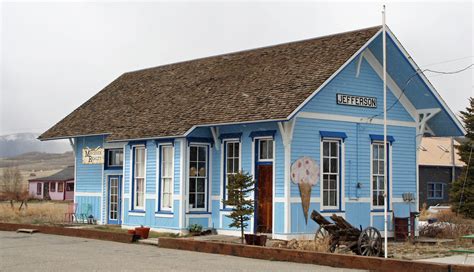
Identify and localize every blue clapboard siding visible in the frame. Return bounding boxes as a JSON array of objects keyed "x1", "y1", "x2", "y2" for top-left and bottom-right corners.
[
  {"x1": 173, "y1": 139, "x2": 182, "y2": 195},
  {"x1": 292, "y1": 117, "x2": 416, "y2": 199},
  {"x1": 346, "y1": 202, "x2": 371, "y2": 229},
  {"x1": 368, "y1": 33, "x2": 463, "y2": 136},
  {"x1": 146, "y1": 140, "x2": 156, "y2": 194},
  {"x1": 301, "y1": 56, "x2": 414, "y2": 122},
  {"x1": 76, "y1": 195, "x2": 101, "y2": 220},
  {"x1": 75, "y1": 136, "x2": 104, "y2": 192}
]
